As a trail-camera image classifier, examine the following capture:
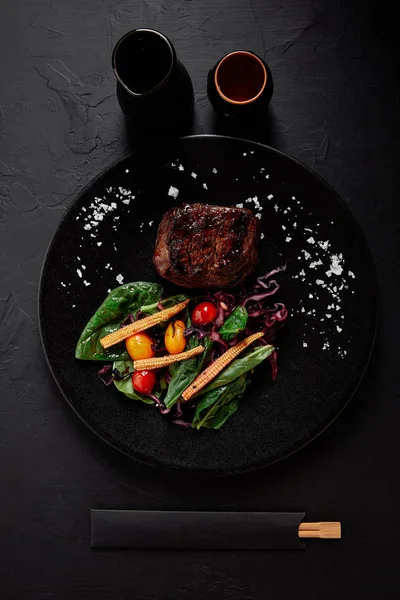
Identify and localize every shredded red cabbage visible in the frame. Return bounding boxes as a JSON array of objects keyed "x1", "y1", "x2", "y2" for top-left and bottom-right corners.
[
  {"x1": 256, "y1": 264, "x2": 287, "y2": 287},
  {"x1": 184, "y1": 326, "x2": 210, "y2": 339},
  {"x1": 214, "y1": 303, "x2": 226, "y2": 327},
  {"x1": 269, "y1": 350, "x2": 279, "y2": 381},
  {"x1": 242, "y1": 280, "x2": 279, "y2": 305},
  {"x1": 210, "y1": 329, "x2": 229, "y2": 351},
  {"x1": 120, "y1": 313, "x2": 135, "y2": 327},
  {"x1": 98, "y1": 365, "x2": 130, "y2": 386},
  {"x1": 149, "y1": 393, "x2": 170, "y2": 414},
  {"x1": 98, "y1": 365, "x2": 113, "y2": 386}
]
